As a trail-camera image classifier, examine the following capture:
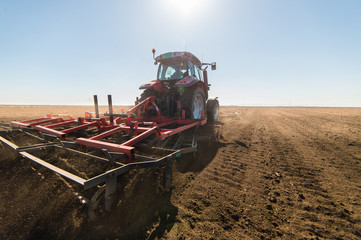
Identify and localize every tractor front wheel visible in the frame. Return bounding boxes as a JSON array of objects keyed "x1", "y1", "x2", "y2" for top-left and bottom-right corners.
[
  {"x1": 140, "y1": 88, "x2": 158, "y2": 102},
  {"x1": 139, "y1": 88, "x2": 160, "y2": 118}
]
